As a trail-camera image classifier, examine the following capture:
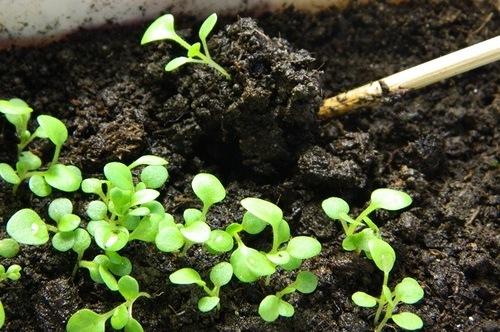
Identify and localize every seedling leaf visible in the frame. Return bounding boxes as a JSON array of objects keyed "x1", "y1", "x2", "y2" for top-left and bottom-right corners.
[
  {"x1": 0, "y1": 163, "x2": 20, "y2": 184},
  {"x1": 322, "y1": 197, "x2": 350, "y2": 220},
  {"x1": 258, "y1": 295, "x2": 280, "y2": 322},
  {"x1": 210, "y1": 262, "x2": 233, "y2": 287},
  {"x1": 44, "y1": 164, "x2": 82, "y2": 192},
  {"x1": 286, "y1": 236, "x2": 321, "y2": 259},
  {"x1": 395, "y1": 277, "x2": 424, "y2": 304},
  {"x1": 192, "y1": 173, "x2": 226, "y2": 209},
  {"x1": 170, "y1": 268, "x2": 204, "y2": 285},
  {"x1": 52, "y1": 232, "x2": 76, "y2": 251},
  {"x1": 198, "y1": 296, "x2": 220, "y2": 312},
  {"x1": 129, "y1": 155, "x2": 168, "y2": 169},
  {"x1": 29, "y1": 175, "x2": 52, "y2": 197},
  {"x1": 278, "y1": 300, "x2": 295, "y2": 317},
  {"x1": 165, "y1": 57, "x2": 192, "y2": 71},
  {"x1": 199, "y1": 13, "x2": 217, "y2": 43},
  {"x1": 206, "y1": 230, "x2": 233, "y2": 253},
  {"x1": 141, "y1": 14, "x2": 177, "y2": 45},
  {"x1": 230, "y1": 246, "x2": 275, "y2": 282},
  {"x1": 36, "y1": 115, "x2": 68, "y2": 146},
  {"x1": 7, "y1": 209, "x2": 49, "y2": 245},
  {"x1": 391, "y1": 312, "x2": 423, "y2": 330},
  {"x1": 241, "y1": 198, "x2": 282, "y2": 227},
  {"x1": 181, "y1": 221, "x2": 211, "y2": 243},
  {"x1": 67, "y1": 309, "x2": 107, "y2": 332},
  {"x1": 352, "y1": 292, "x2": 377, "y2": 307},
  {"x1": 0, "y1": 239, "x2": 20, "y2": 258},
  {"x1": 104, "y1": 162, "x2": 134, "y2": 190},
  {"x1": 294, "y1": 271, "x2": 318, "y2": 294},
  {"x1": 48, "y1": 198, "x2": 73, "y2": 222},
  {"x1": 140, "y1": 165, "x2": 168, "y2": 189},
  {"x1": 111, "y1": 304, "x2": 129, "y2": 330},
  {"x1": 118, "y1": 275, "x2": 140, "y2": 301},
  {"x1": 371, "y1": 188, "x2": 412, "y2": 211},
  {"x1": 155, "y1": 226, "x2": 184, "y2": 252},
  {"x1": 368, "y1": 239, "x2": 396, "y2": 274},
  {"x1": 242, "y1": 212, "x2": 267, "y2": 234}
]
